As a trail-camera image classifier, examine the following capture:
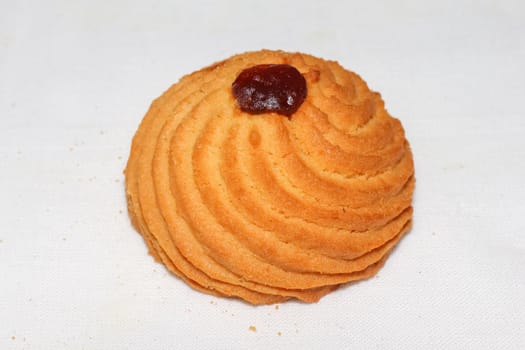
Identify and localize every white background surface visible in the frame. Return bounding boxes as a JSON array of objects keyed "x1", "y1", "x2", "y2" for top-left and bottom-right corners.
[{"x1": 1, "y1": 0, "x2": 524, "y2": 349}]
